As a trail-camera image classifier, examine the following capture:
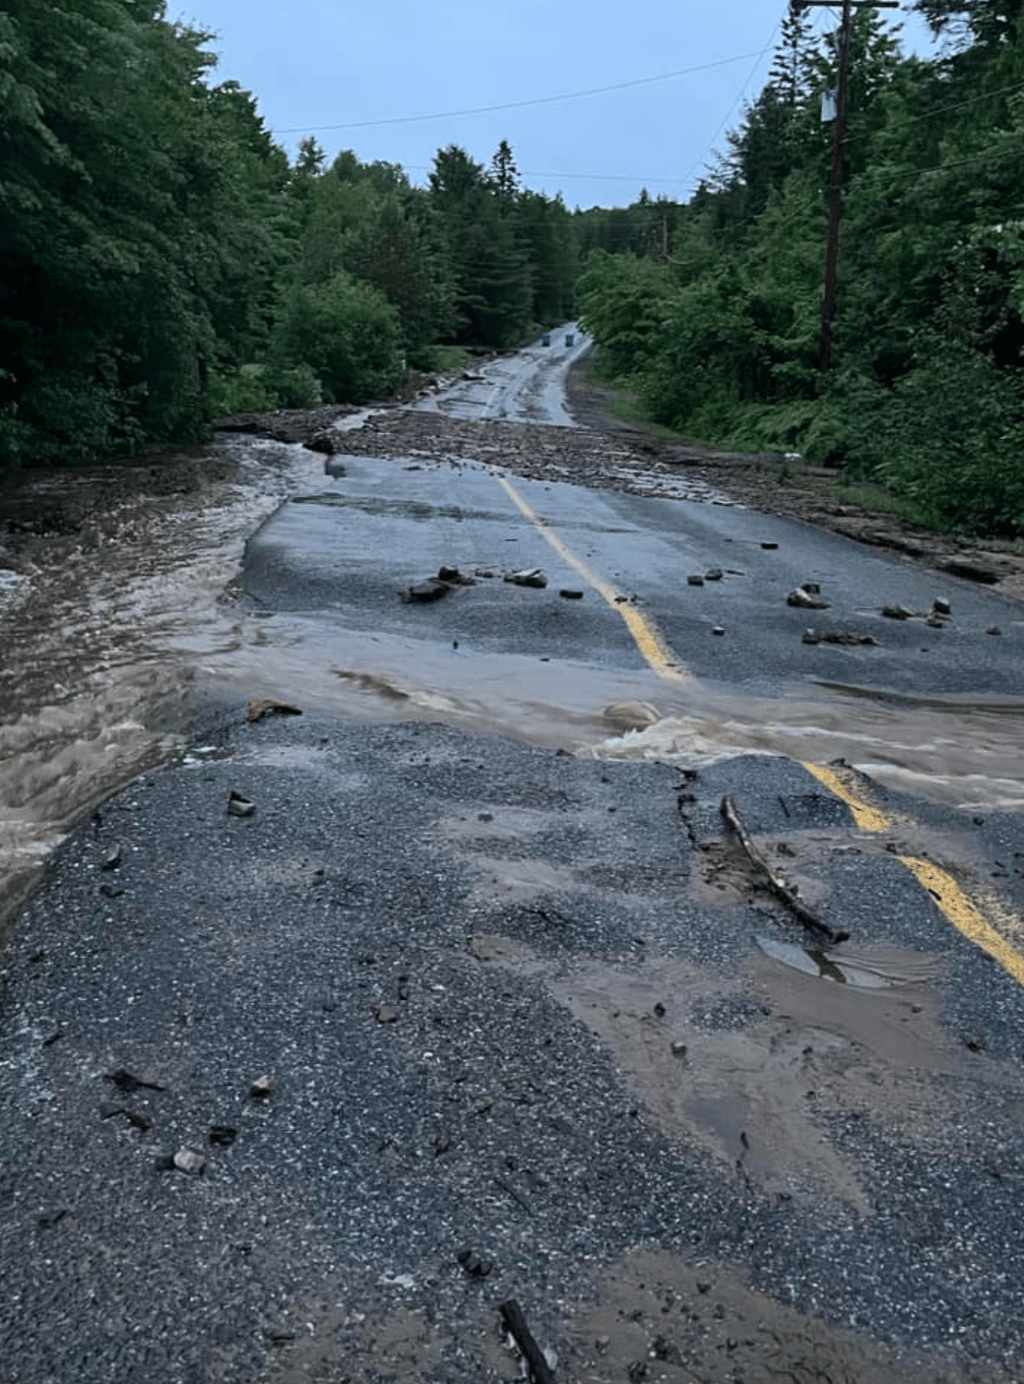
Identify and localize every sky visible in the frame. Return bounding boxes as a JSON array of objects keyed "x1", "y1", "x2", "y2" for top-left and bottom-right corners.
[{"x1": 173, "y1": 0, "x2": 936, "y2": 210}]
